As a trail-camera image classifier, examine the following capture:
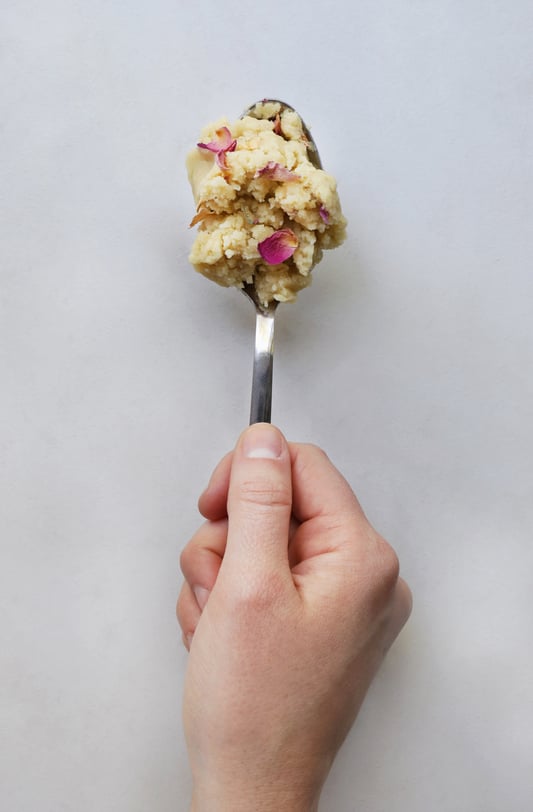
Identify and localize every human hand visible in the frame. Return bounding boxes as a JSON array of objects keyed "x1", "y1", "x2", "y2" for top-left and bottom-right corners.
[{"x1": 177, "y1": 424, "x2": 411, "y2": 812}]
